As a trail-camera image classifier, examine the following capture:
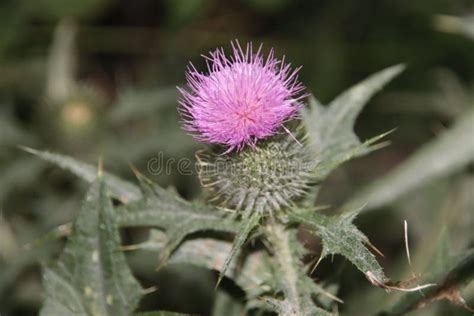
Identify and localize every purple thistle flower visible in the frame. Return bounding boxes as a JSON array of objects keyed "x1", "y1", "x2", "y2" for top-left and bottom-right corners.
[{"x1": 178, "y1": 41, "x2": 306, "y2": 152}]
